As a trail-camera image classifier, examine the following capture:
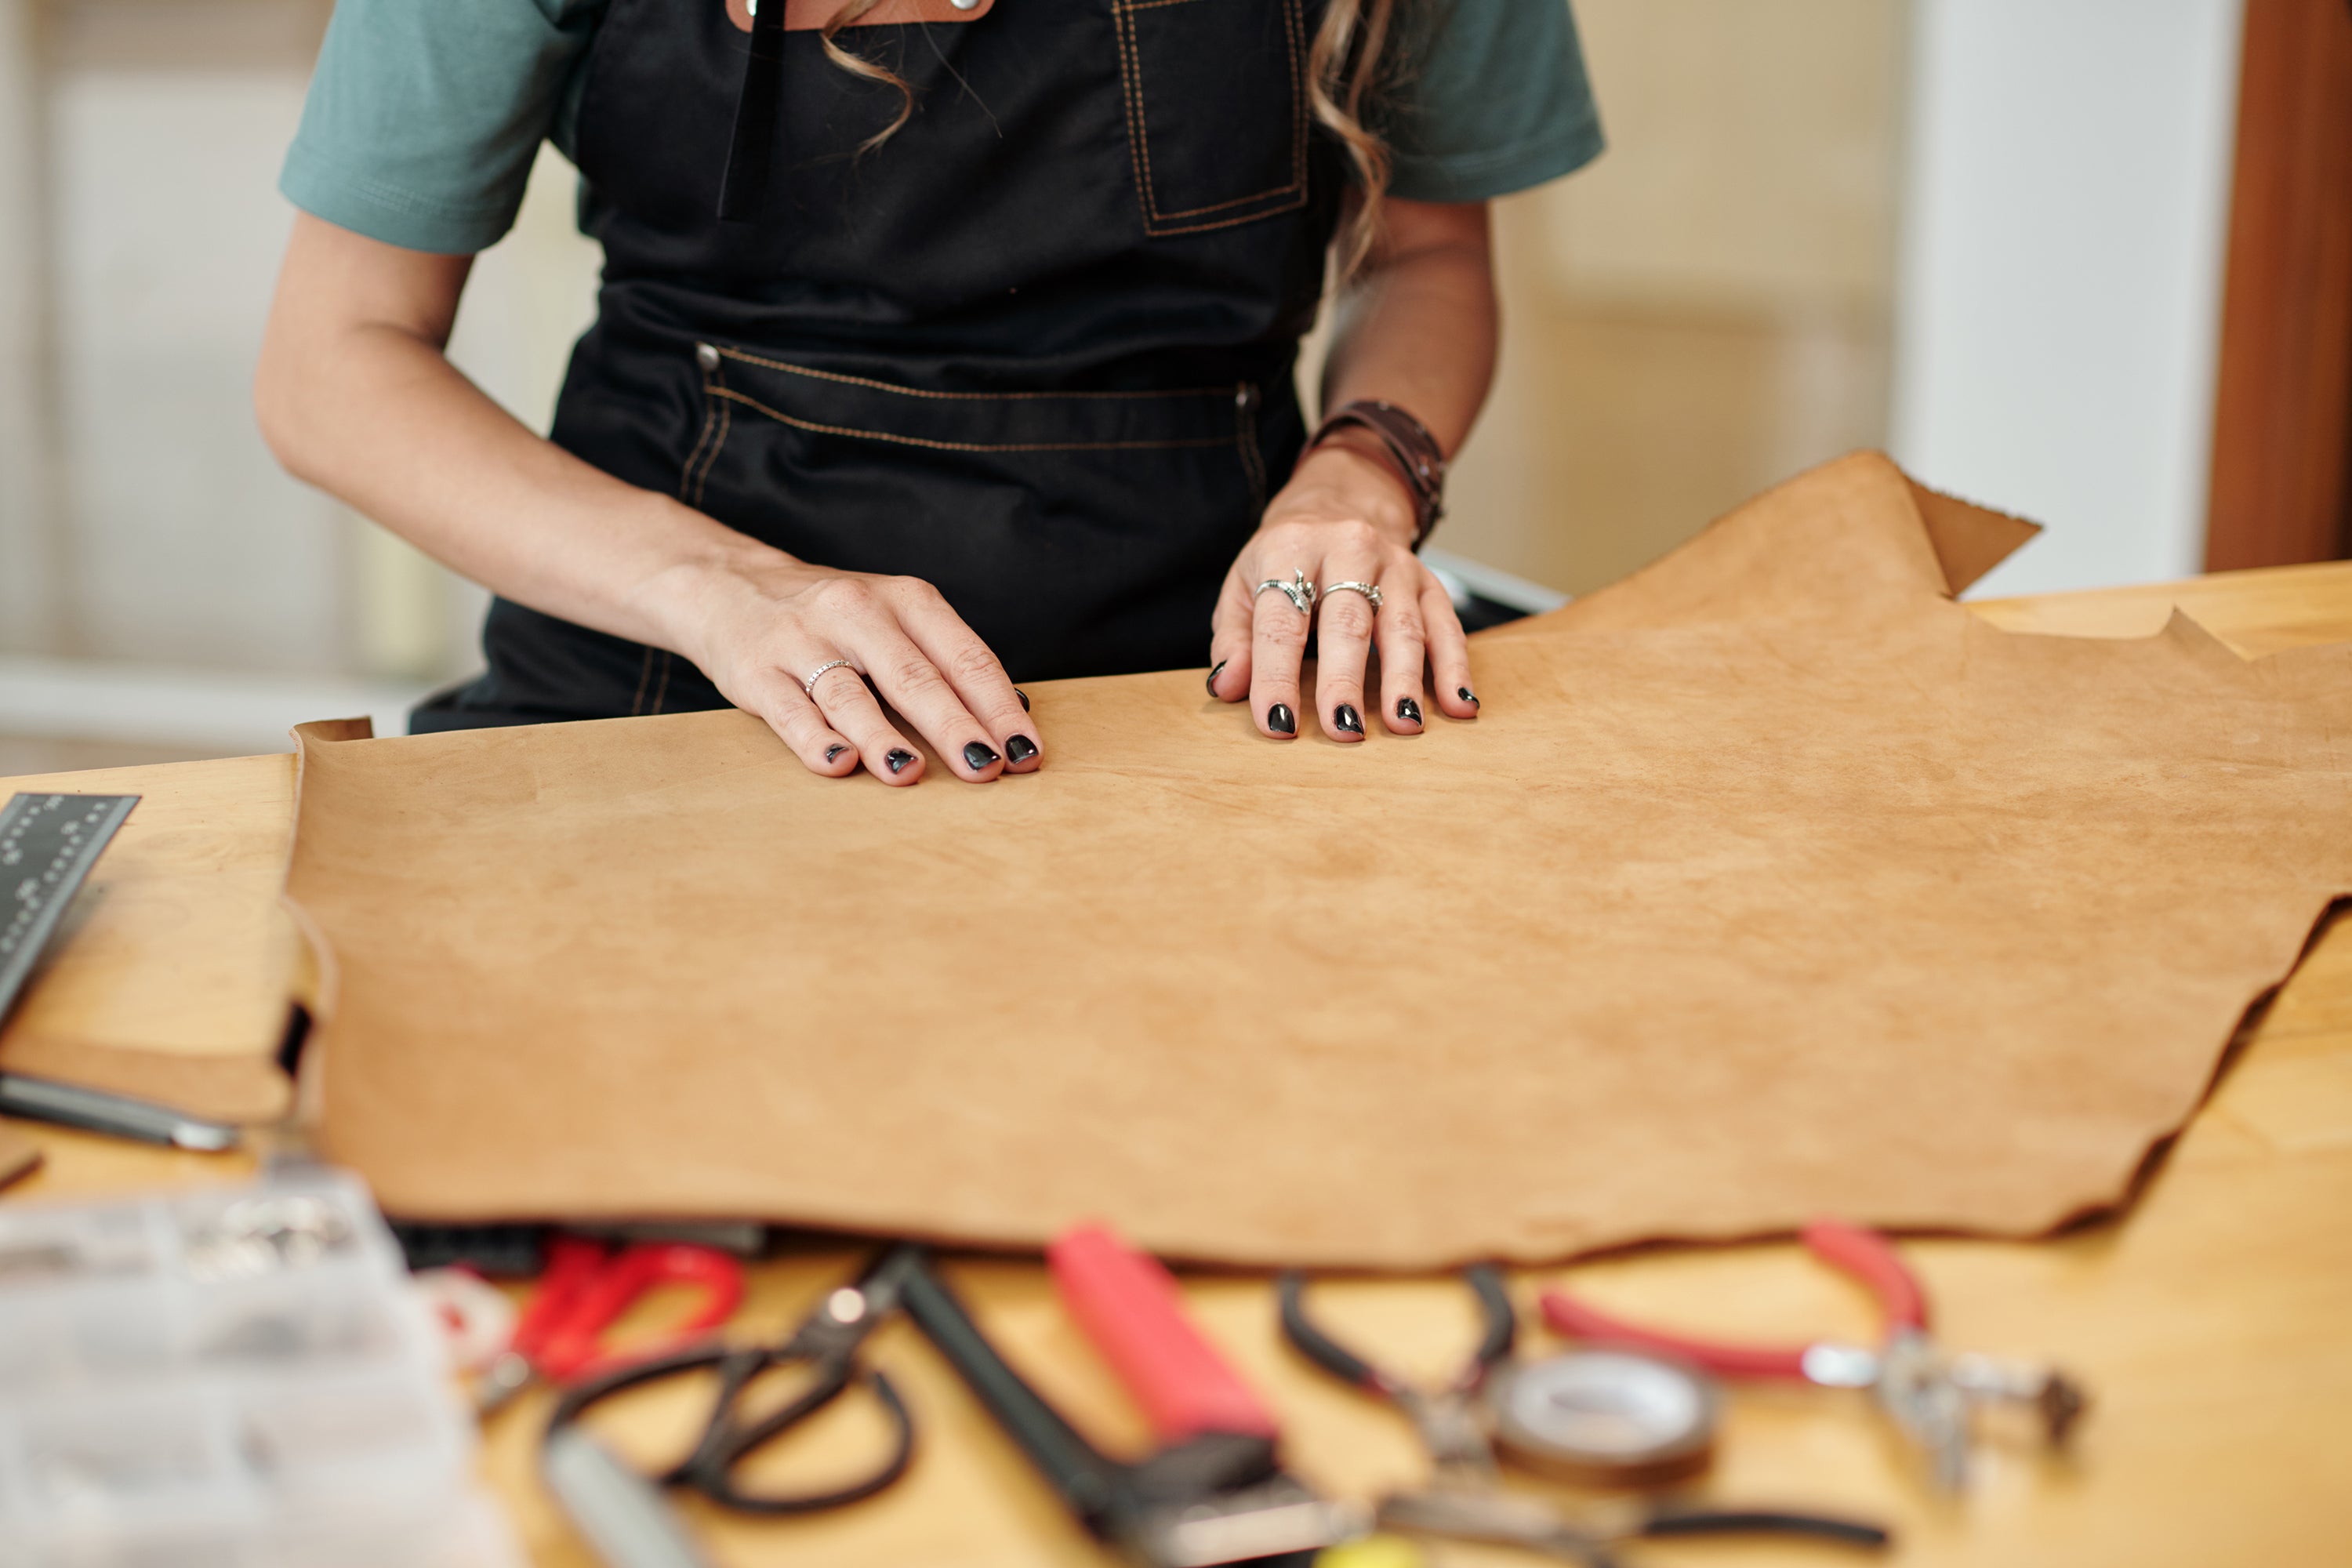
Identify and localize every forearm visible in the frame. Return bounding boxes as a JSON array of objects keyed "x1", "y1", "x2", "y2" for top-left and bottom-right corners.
[
  {"x1": 253, "y1": 220, "x2": 771, "y2": 659},
  {"x1": 1294, "y1": 197, "x2": 1497, "y2": 548},
  {"x1": 1319, "y1": 210, "x2": 1497, "y2": 452}
]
